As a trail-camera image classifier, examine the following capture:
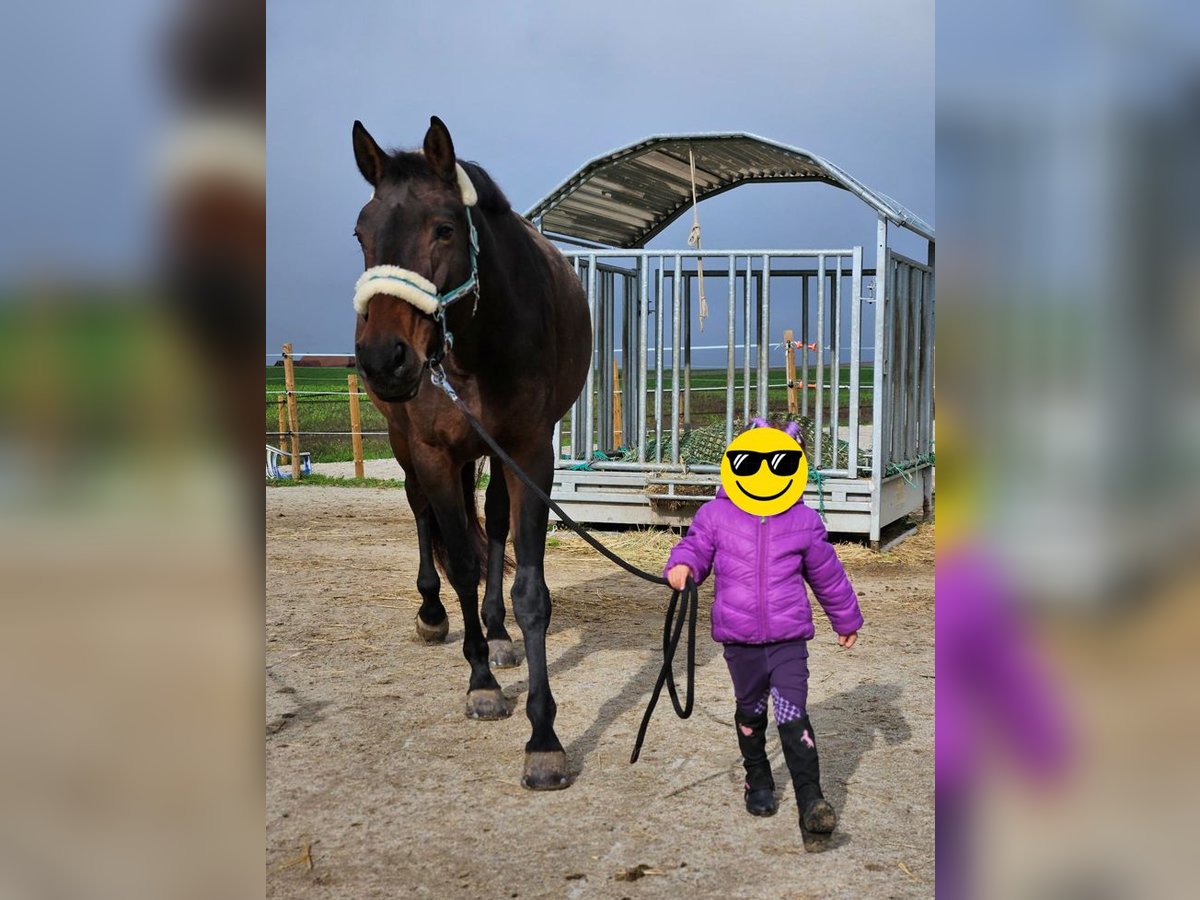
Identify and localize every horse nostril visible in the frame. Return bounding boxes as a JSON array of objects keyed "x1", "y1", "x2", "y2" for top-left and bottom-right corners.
[{"x1": 392, "y1": 341, "x2": 409, "y2": 372}]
